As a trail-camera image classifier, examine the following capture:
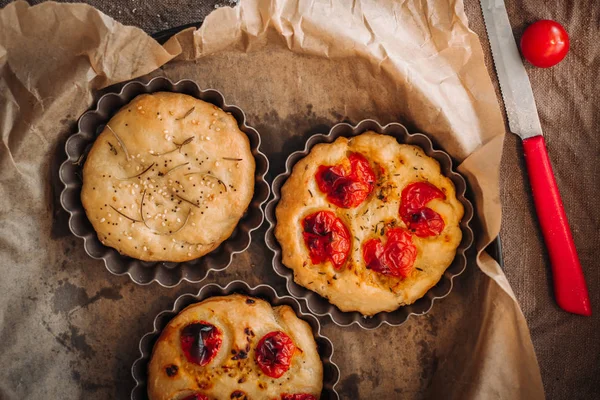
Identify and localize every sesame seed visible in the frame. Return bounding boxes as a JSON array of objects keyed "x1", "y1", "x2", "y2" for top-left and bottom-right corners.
[
  {"x1": 215, "y1": 161, "x2": 220, "y2": 167},
  {"x1": 149, "y1": 150, "x2": 154, "y2": 154},
  {"x1": 191, "y1": 222, "x2": 196, "y2": 226},
  {"x1": 137, "y1": 106, "x2": 143, "y2": 110},
  {"x1": 136, "y1": 166, "x2": 140, "y2": 171},
  {"x1": 107, "y1": 213, "x2": 112, "y2": 217},
  {"x1": 177, "y1": 218, "x2": 181, "y2": 223},
  {"x1": 143, "y1": 246, "x2": 148, "y2": 251},
  {"x1": 140, "y1": 110, "x2": 145, "y2": 114},
  {"x1": 100, "y1": 218, "x2": 106, "y2": 222},
  {"x1": 206, "y1": 136, "x2": 211, "y2": 141},
  {"x1": 163, "y1": 130, "x2": 169, "y2": 134},
  {"x1": 128, "y1": 236, "x2": 133, "y2": 240},
  {"x1": 187, "y1": 252, "x2": 192, "y2": 257},
  {"x1": 215, "y1": 127, "x2": 221, "y2": 132},
  {"x1": 212, "y1": 112, "x2": 218, "y2": 117}
]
